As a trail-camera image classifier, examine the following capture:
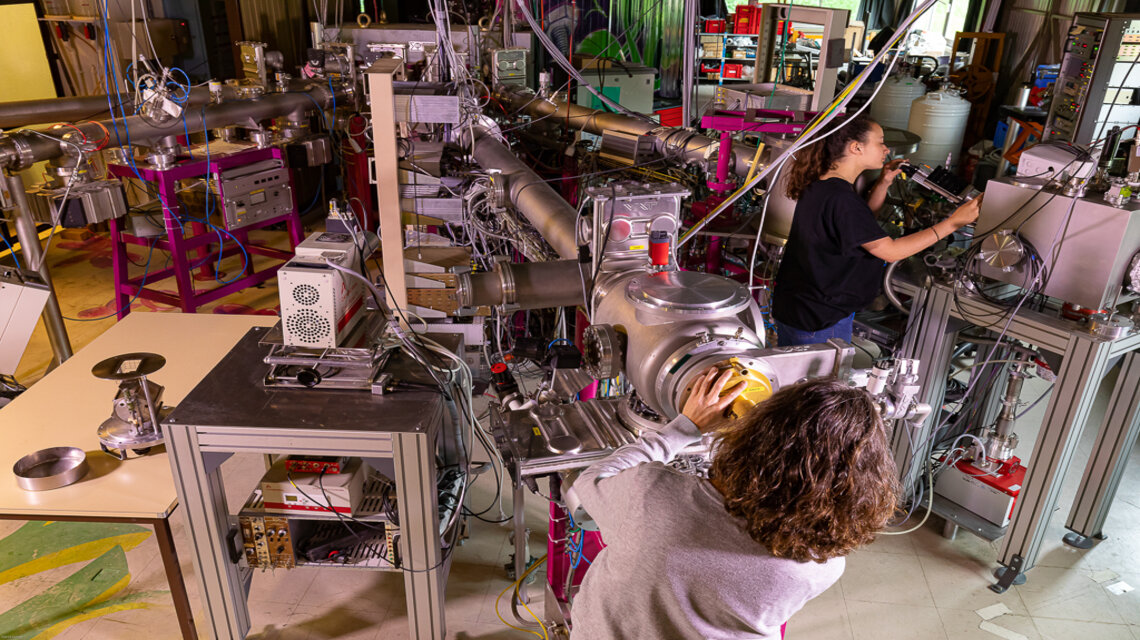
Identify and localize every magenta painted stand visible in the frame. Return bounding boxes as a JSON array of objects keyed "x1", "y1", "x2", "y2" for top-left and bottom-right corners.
[
  {"x1": 106, "y1": 147, "x2": 304, "y2": 318},
  {"x1": 547, "y1": 501, "x2": 605, "y2": 605},
  {"x1": 700, "y1": 108, "x2": 820, "y2": 194}
]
